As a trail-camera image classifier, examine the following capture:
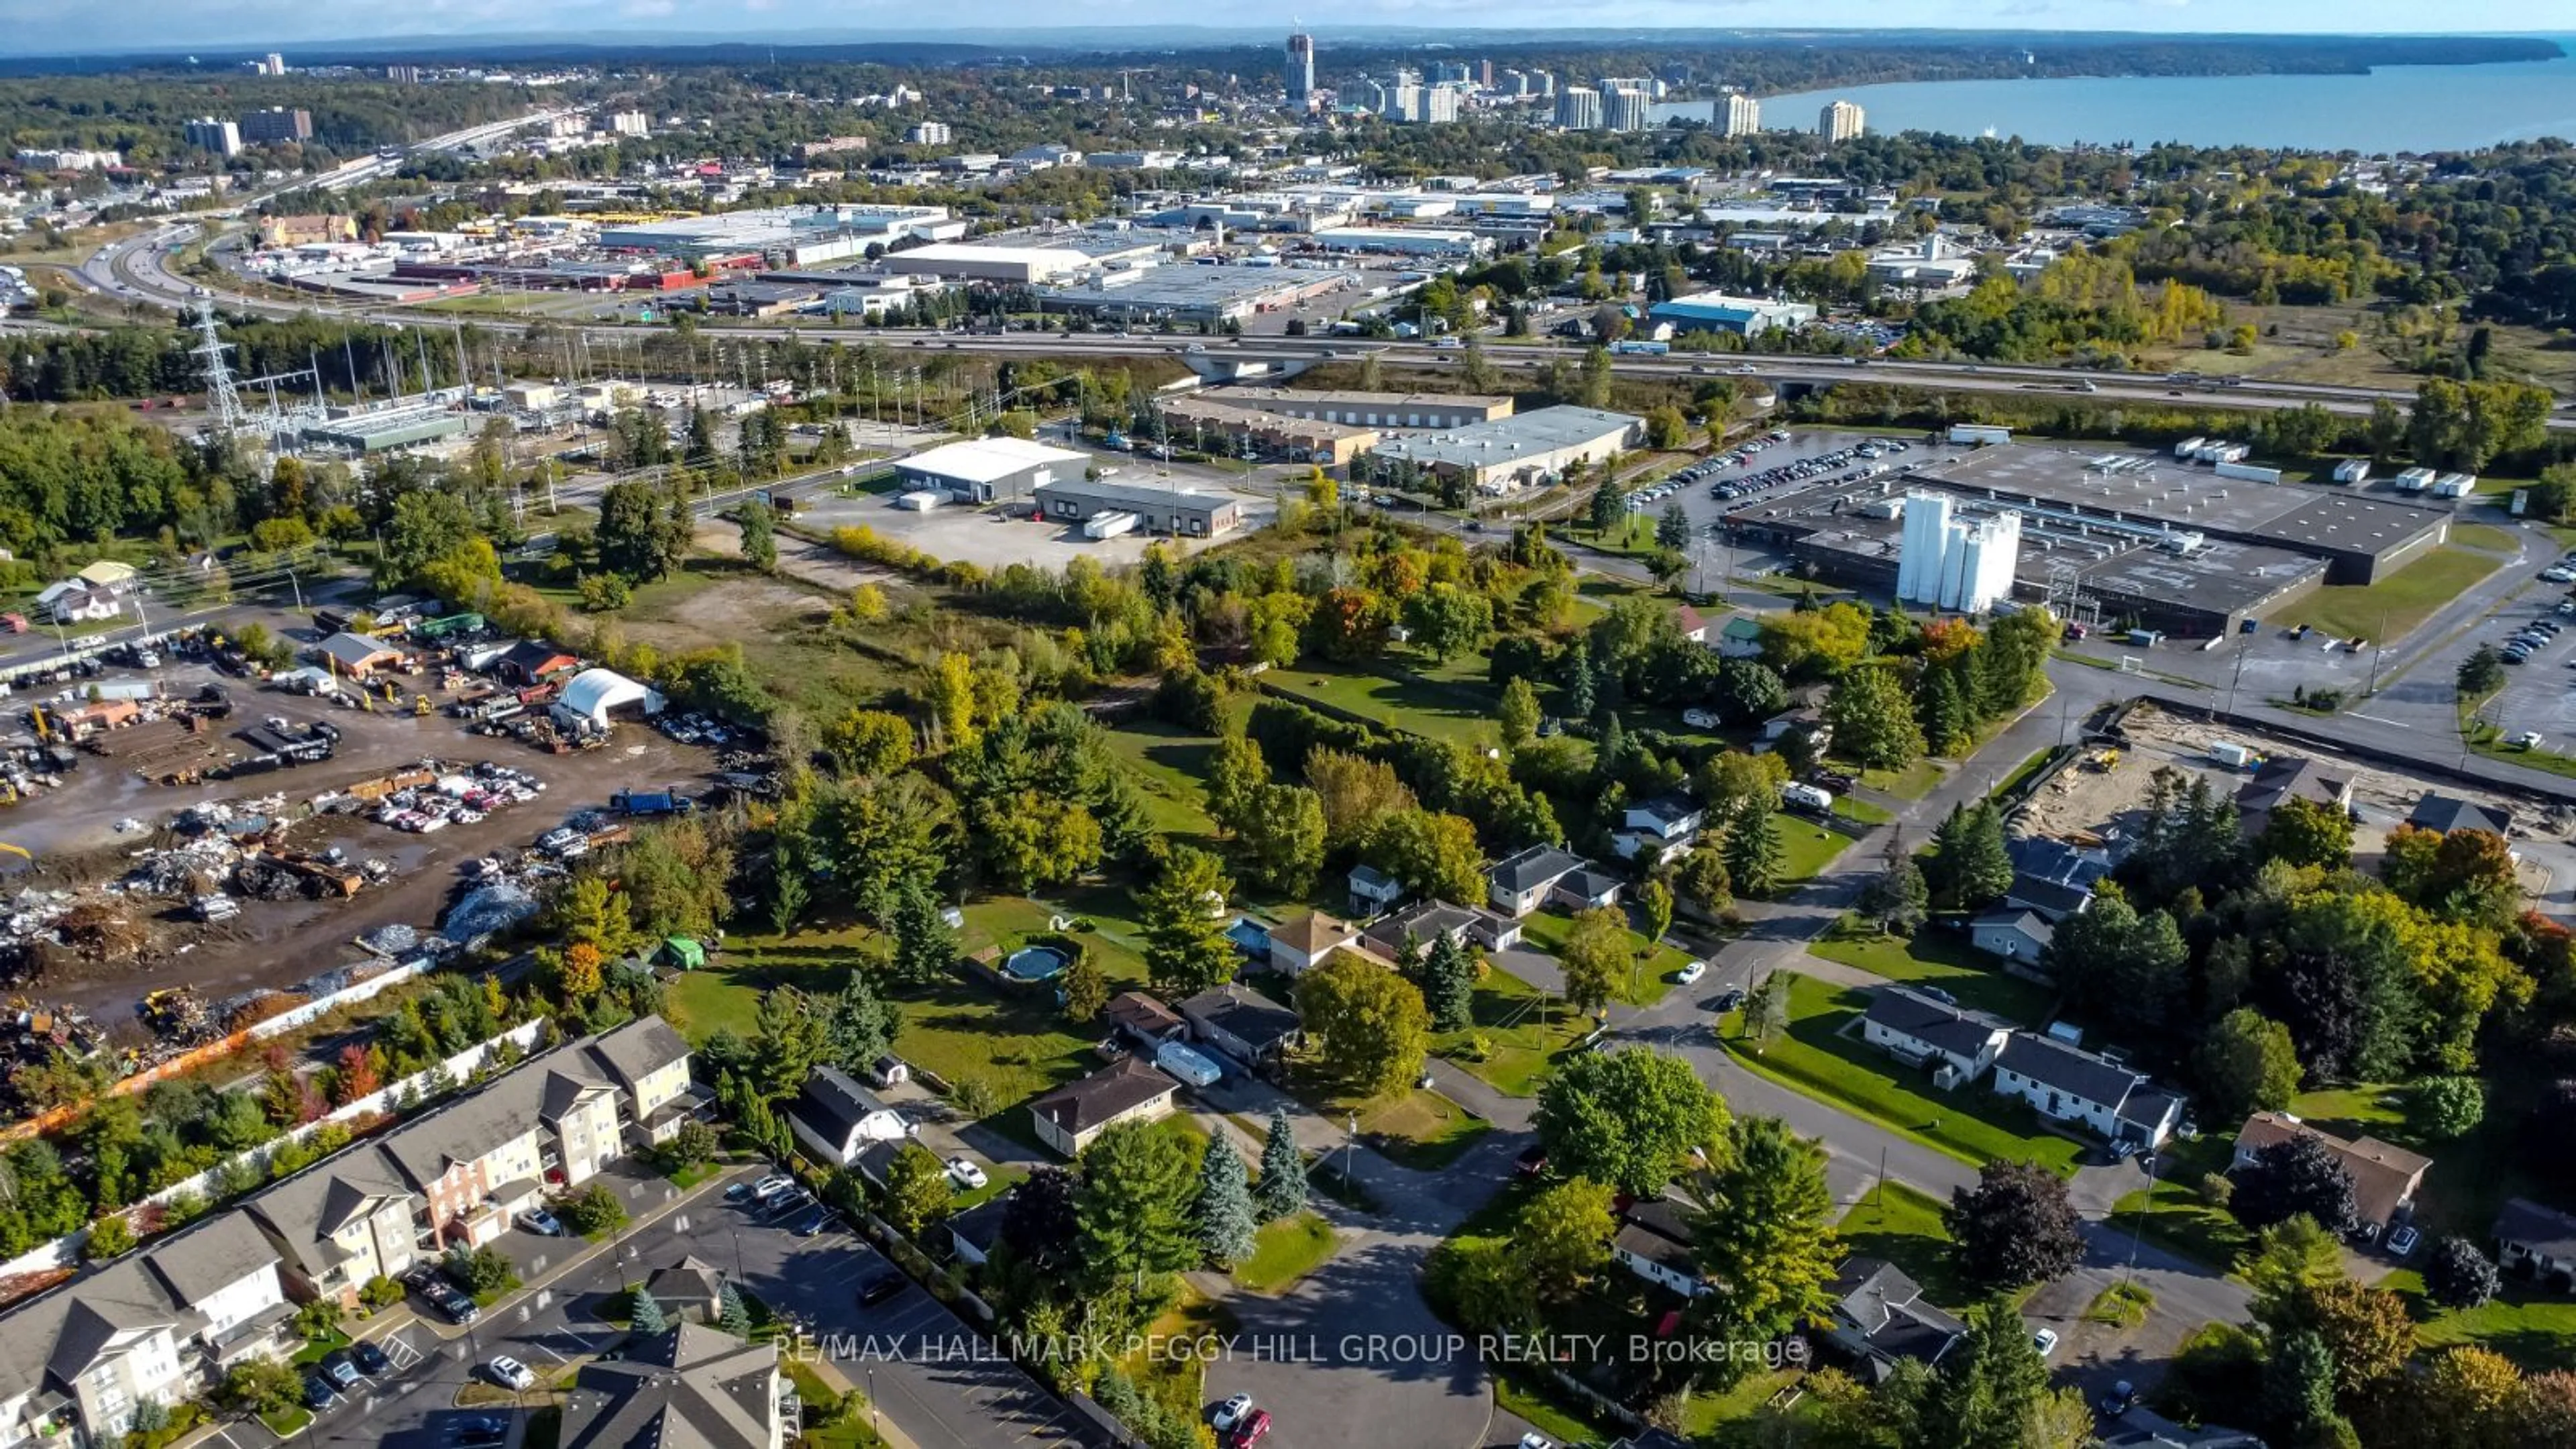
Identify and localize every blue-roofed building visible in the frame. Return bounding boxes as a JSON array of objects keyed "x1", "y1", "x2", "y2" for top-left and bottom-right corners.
[{"x1": 1647, "y1": 292, "x2": 1819, "y2": 339}]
